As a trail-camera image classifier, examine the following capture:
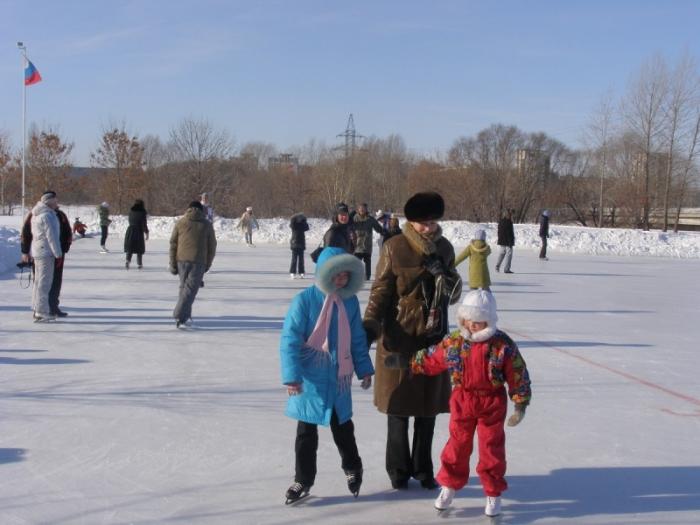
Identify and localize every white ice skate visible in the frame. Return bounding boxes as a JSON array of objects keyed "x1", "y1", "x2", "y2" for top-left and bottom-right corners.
[
  {"x1": 485, "y1": 495, "x2": 501, "y2": 516},
  {"x1": 434, "y1": 487, "x2": 454, "y2": 511}
]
